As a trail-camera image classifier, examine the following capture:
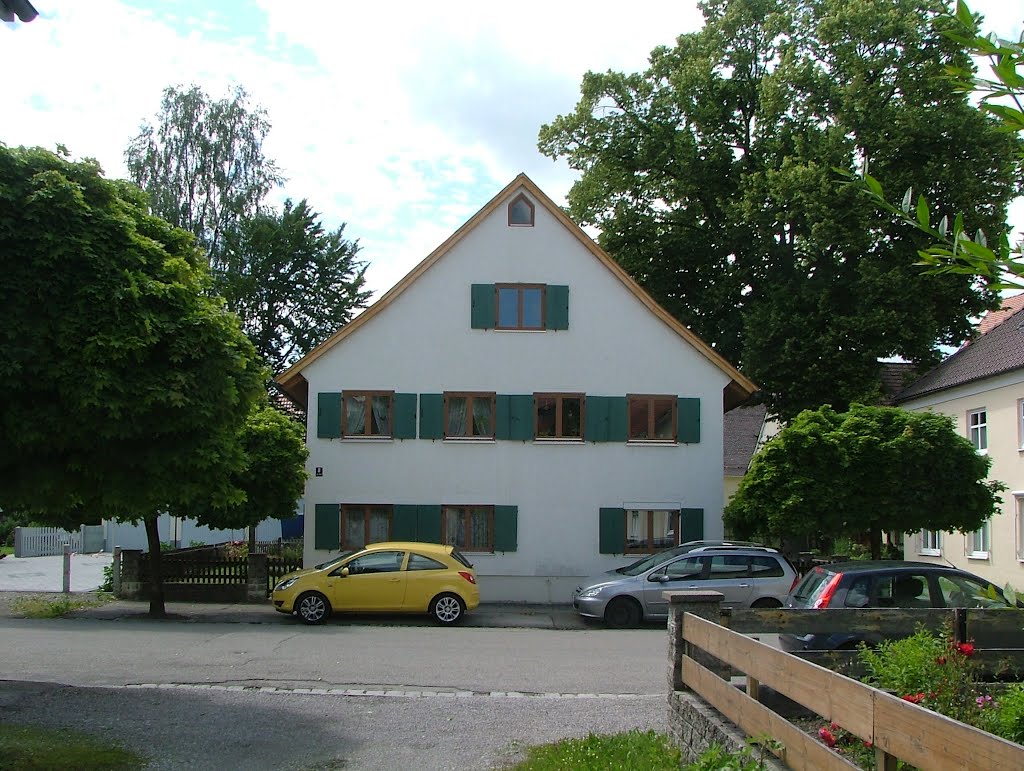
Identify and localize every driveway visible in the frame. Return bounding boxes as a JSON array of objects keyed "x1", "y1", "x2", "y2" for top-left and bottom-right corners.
[{"x1": 0, "y1": 552, "x2": 112, "y2": 592}]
